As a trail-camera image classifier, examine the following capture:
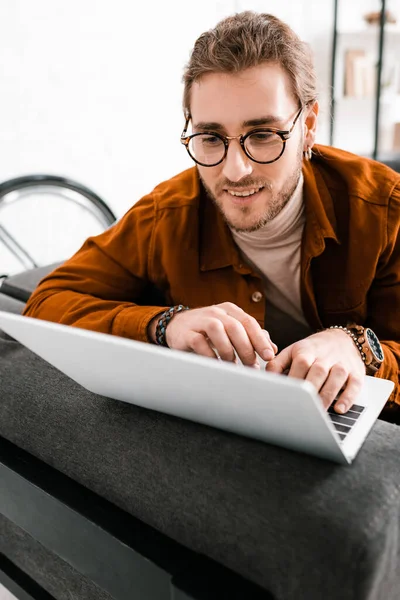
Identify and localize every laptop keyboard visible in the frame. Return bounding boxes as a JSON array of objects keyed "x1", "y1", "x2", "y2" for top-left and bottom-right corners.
[{"x1": 328, "y1": 404, "x2": 365, "y2": 442}]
